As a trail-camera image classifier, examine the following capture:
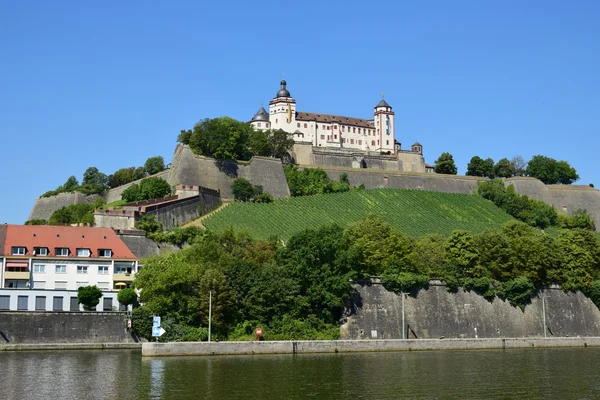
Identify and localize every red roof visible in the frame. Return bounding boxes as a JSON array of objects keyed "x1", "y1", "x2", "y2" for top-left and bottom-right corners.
[
  {"x1": 296, "y1": 112, "x2": 374, "y2": 129},
  {"x1": 1, "y1": 225, "x2": 136, "y2": 260}
]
